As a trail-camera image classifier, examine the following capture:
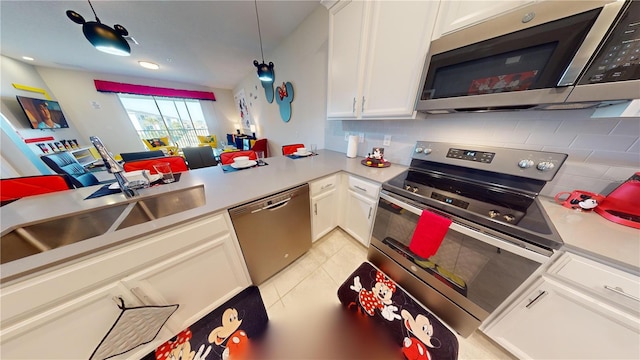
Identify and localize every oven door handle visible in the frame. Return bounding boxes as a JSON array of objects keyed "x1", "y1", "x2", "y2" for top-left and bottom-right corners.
[
  {"x1": 380, "y1": 192, "x2": 423, "y2": 217},
  {"x1": 379, "y1": 192, "x2": 549, "y2": 263}
]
